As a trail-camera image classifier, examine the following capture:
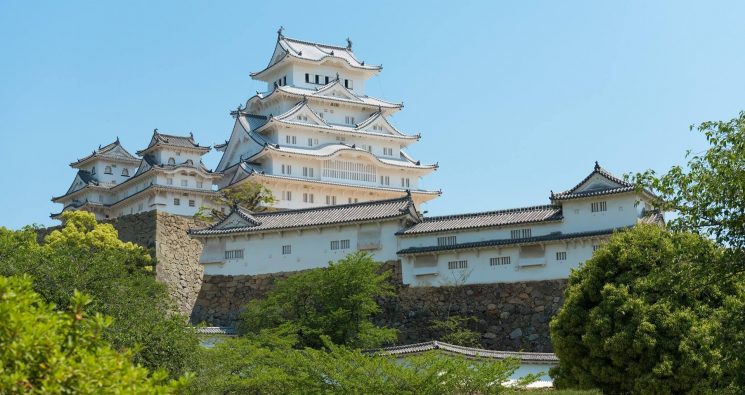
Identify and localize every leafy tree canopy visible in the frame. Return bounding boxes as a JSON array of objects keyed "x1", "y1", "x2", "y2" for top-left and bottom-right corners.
[
  {"x1": 239, "y1": 252, "x2": 397, "y2": 349},
  {"x1": 0, "y1": 275, "x2": 186, "y2": 394},
  {"x1": 0, "y1": 211, "x2": 198, "y2": 377},
  {"x1": 196, "y1": 181, "x2": 276, "y2": 221},
  {"x1": 188, "y1": 335, "x2": 533, "y2": 395},
  {"x1": 633, "y1": 111, "x2": 745, "y2": 252},
  {"x1": 550, "y1": 225, "x2": 742, "y2": 393}
]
